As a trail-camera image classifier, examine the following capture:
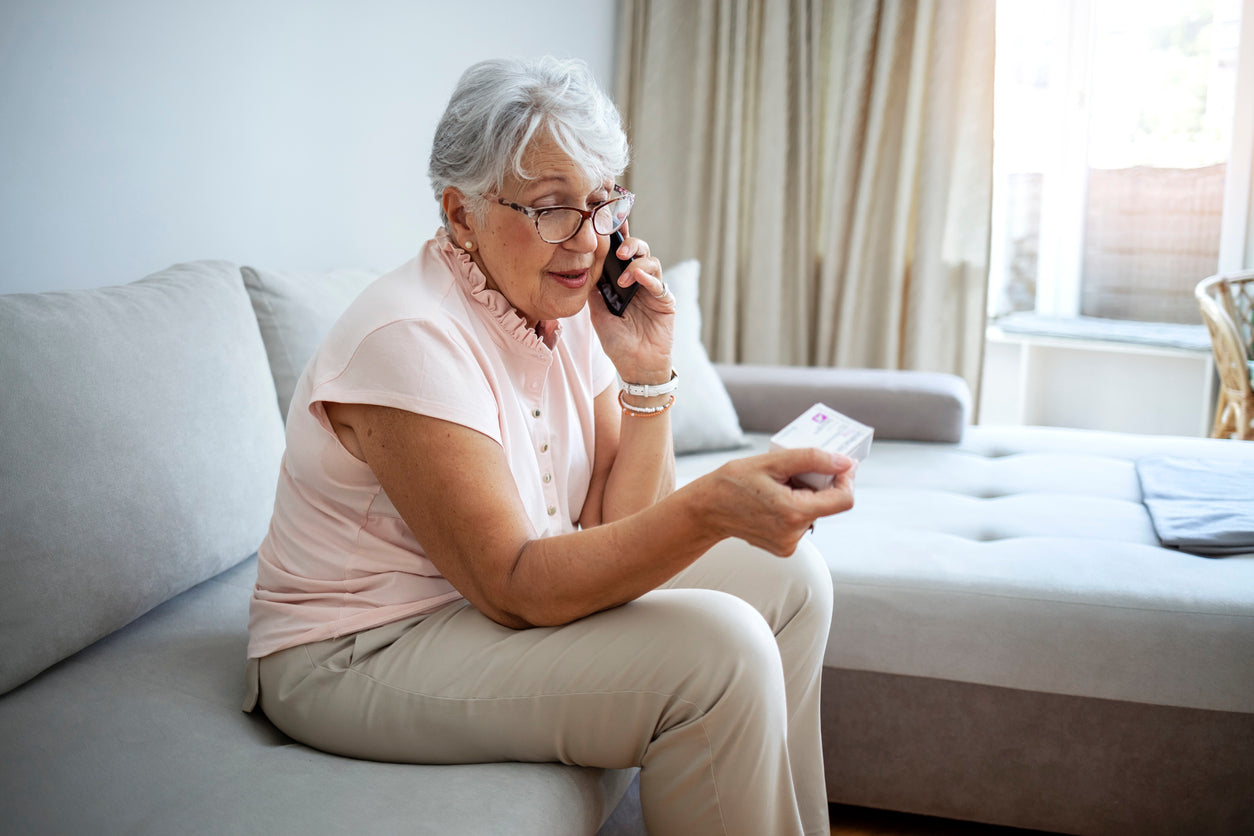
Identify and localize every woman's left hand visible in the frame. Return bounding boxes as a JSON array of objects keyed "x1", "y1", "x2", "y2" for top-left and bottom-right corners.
[{"x1": 588, "y1": 233, "x2": 675, "y2": 383}]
